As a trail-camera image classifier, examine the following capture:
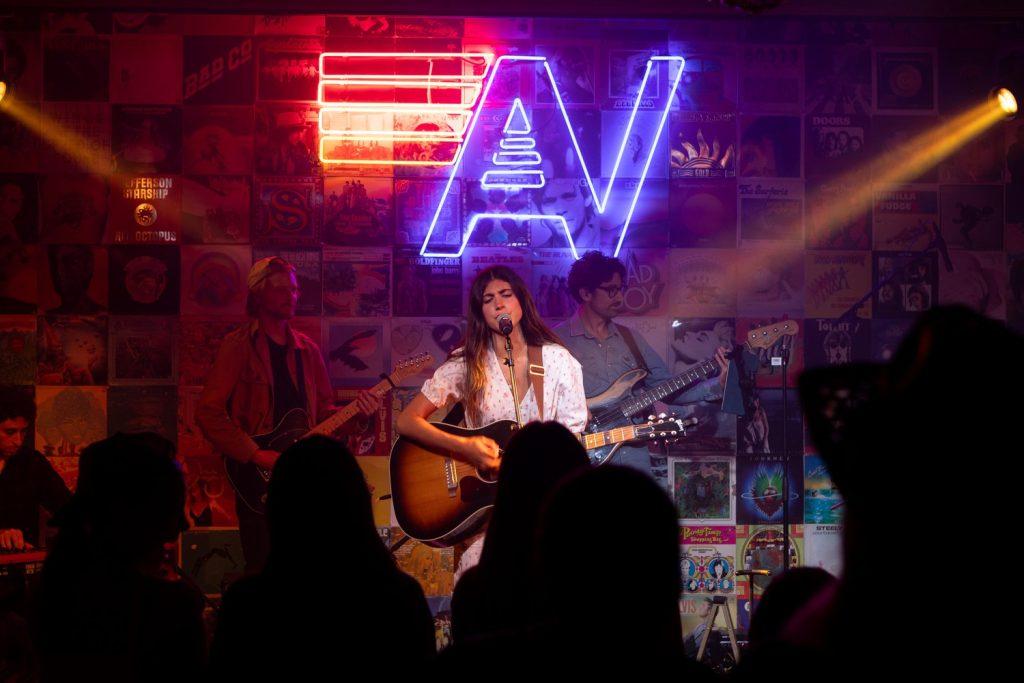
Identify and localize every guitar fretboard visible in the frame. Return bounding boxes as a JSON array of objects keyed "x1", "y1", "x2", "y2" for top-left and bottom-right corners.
[
  {"x1": 577, "y1": 425, "x2": 640, "y2": 450},
  {"x1": 309, "y1": 372, "x2": 402, "y2": 437},
  {"x1": 618, "y1": 358, "x2": 719, "y2": 417}
]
